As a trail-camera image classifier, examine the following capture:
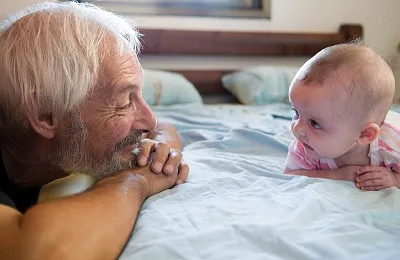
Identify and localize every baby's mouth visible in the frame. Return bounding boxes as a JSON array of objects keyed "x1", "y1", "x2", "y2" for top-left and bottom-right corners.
[{"x1": 302, "y1": 142, "x2": 314, "y2": 151}]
